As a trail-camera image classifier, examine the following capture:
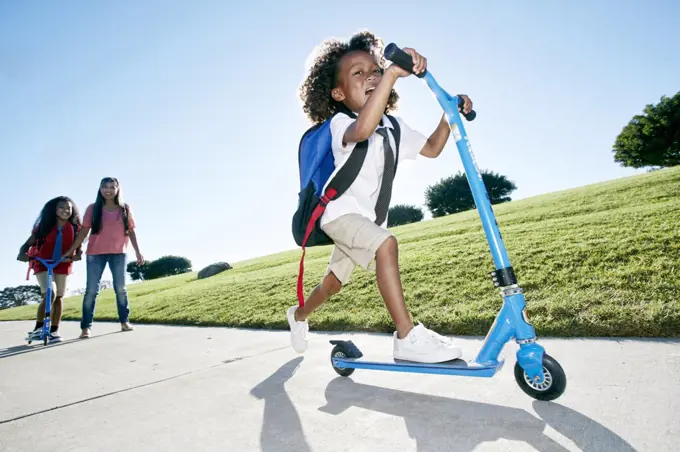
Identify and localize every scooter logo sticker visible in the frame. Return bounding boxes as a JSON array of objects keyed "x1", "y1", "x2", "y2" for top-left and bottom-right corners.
[
  {"x1": 450, "y1": 123, "x2": 462, "y2": 142},
  {"x1": 467, "y1": 138, "x2": 483, "y2": 181},
  {"x1": 452, "y1": 124, "x2": 483, "y2": 182}
]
